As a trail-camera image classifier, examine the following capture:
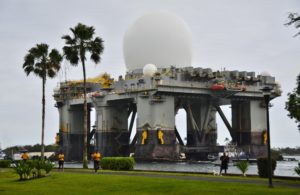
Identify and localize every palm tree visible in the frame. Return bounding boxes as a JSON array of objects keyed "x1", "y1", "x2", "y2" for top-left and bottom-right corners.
[
  {"x1": 23, "y1": 43, "x2": 62, "y2": 159},
  {"x1": 62, "y1": 23, "x2": 104, "y2": 168},
  {"x1": 236, "y1": 161, "x2": 249, "y2": 176}
]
